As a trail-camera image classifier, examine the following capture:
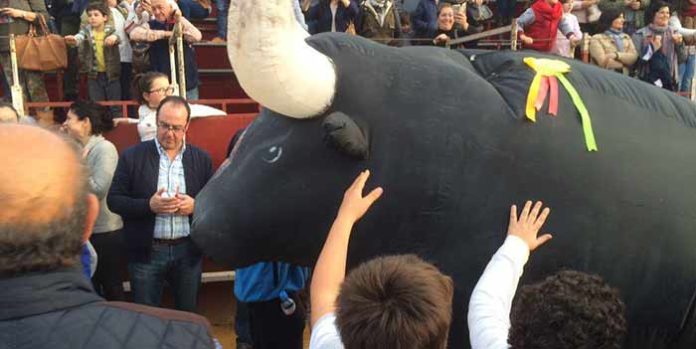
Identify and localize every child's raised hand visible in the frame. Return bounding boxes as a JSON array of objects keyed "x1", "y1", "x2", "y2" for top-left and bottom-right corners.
[
  {"x1": 64, "y1": 35, "x2": 77, "y2": 46},
  {"x1": 507, "y1": 201, "x2": 552, "y2": 251},
  {"x1": 337, "y1": 170, "x2": 383, "y2": 224}
]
